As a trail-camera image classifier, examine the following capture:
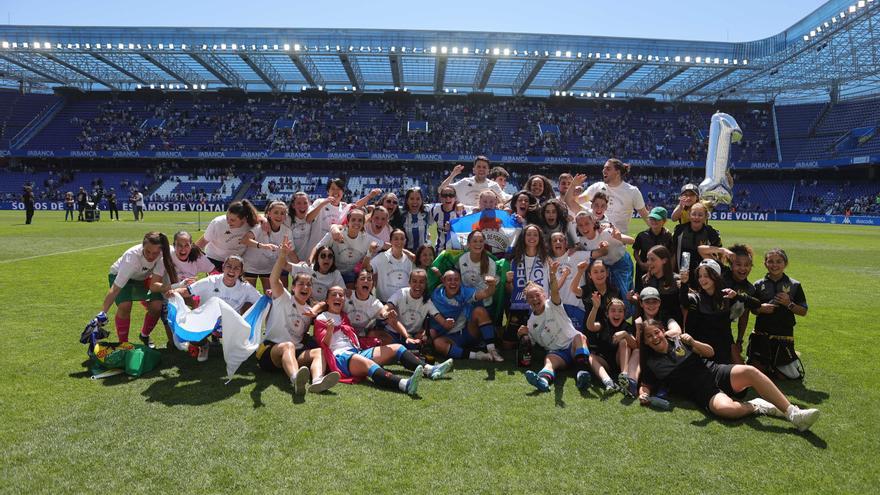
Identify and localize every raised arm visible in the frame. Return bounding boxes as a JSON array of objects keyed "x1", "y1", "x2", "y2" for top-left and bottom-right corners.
[
  {"x1": 353, "y1": 188, "x2": 382, "y2": 209},
  {"x1": 584, "y1": 291, "x2": 602, "y2": 333},
  {"x1": 548, "y1": 260, "x2": 562, "y2": 305},
  {"x1": 563, "y1": 173, "x2": 588, "y2": 213},
  {"x1": 438, "y1": 164, "x2": 465, "y2": 193},
  {"x1": 681, "y1": 333, "x2": 714, "y2": 358},
  {"x1": 269, "y1": 237, "x2": 292, "y2": 299}
]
